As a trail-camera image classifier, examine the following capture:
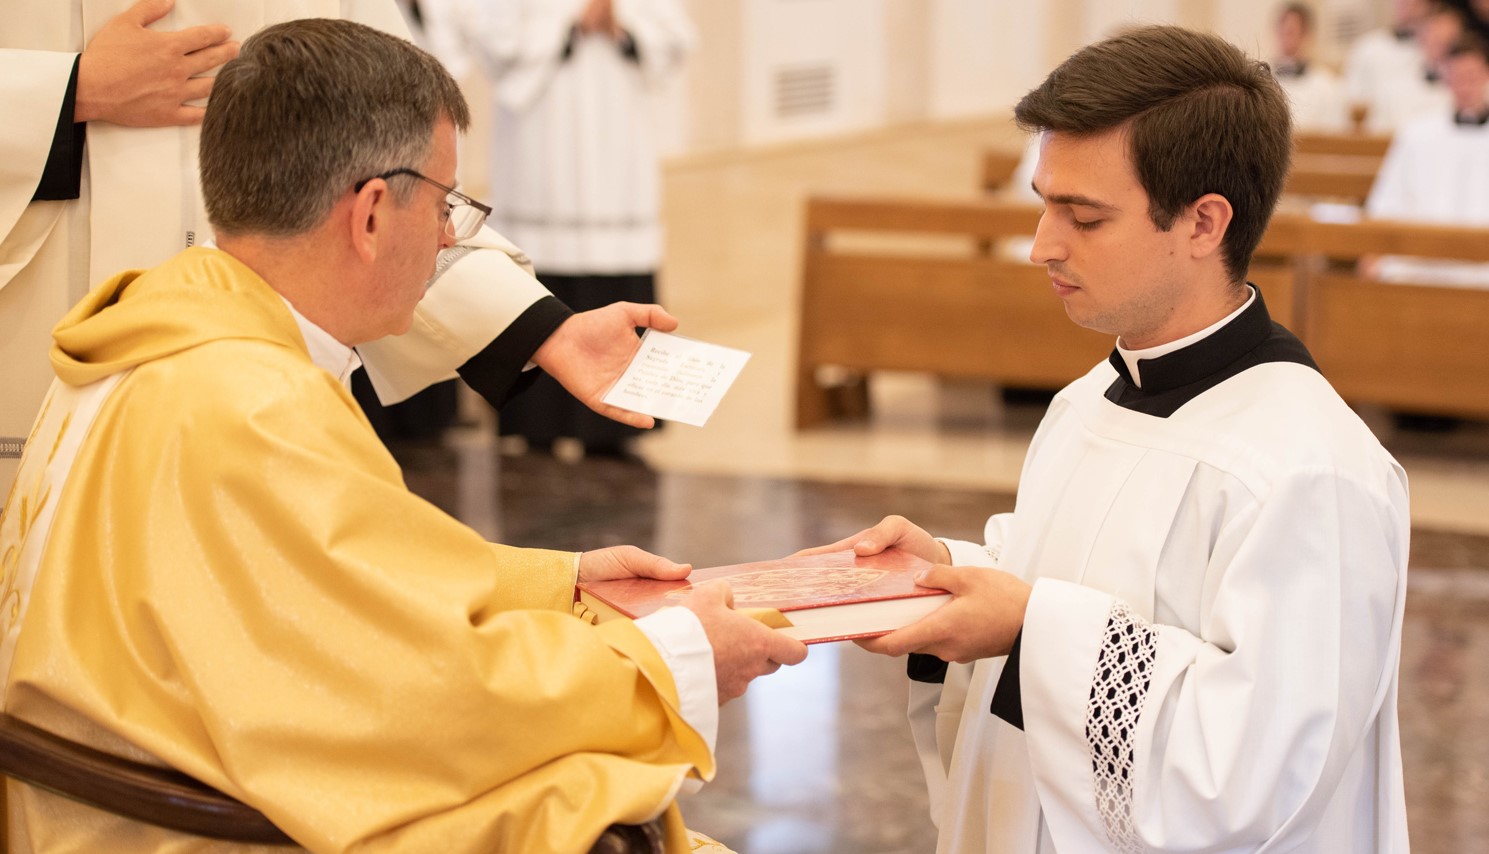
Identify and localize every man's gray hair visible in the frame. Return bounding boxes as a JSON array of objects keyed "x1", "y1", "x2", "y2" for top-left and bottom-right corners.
[{"x1": 200, "y1": 18, "x2": 470, "y2": 237}]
